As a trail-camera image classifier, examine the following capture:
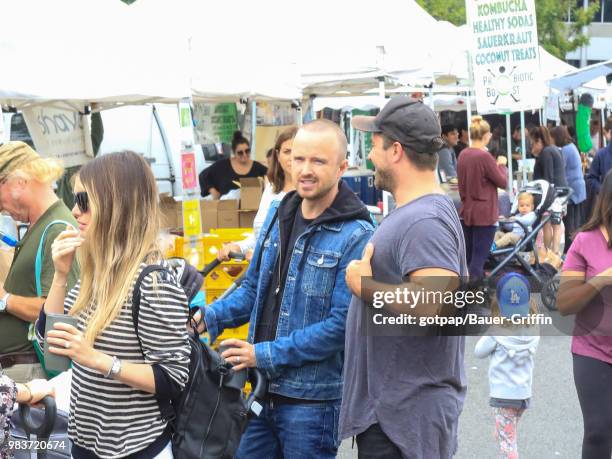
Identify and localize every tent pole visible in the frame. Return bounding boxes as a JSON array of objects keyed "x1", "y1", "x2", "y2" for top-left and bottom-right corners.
[
  {"x1": 466, "y1": 50, "x2": 473, "y2": 144},
  {"x1": 348, "y1": 111, "x2": 357, "y2": 167},
  {"x1": 296, "y1": 103, "x2": 303, "y2": 127},
  {"x1": 251, "y1": 100, "x2": 257, "y2": 159},
  {"x1": 601, "y1": 107, "x2": 606, "y2": 148},
  {"x1": 153, "y1": 105, "x2": 176, "y2": 196},
  {"x1": 466, "y1": 89, "x2": 472, "y2": 144},
  {"x1": 506, "y1": 113, "x2": 513, "y2": 199},
  {"x1": 378, "y1": 77, "x2": 385, "y2": 98},
  {"x1": 428, "y1": 84, "x2": 435, "y2": 111},
  {"x1": 520, "y1": 111, "x2": 527, "y2": 185},
  {"x1": 604, "y1": 107, "x2": 609, "y2": 147}
]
